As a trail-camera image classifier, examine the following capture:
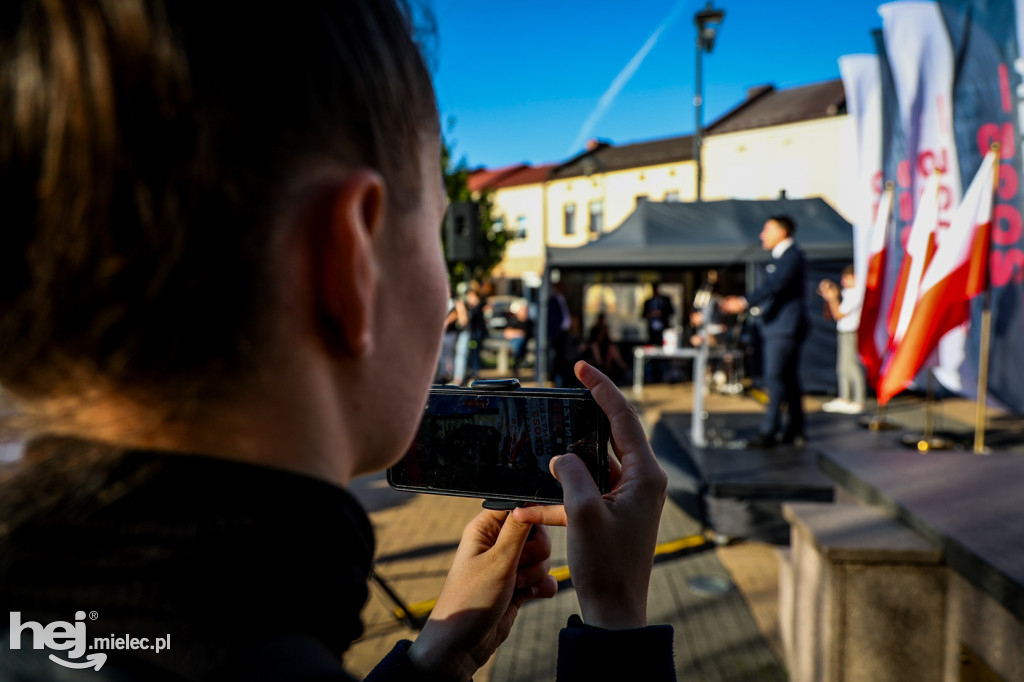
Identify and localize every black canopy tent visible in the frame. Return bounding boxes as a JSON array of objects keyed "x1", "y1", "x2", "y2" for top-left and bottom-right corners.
[
  {"x1": 546, "y1": 198, "x2": 855, "y2": 267},
  {"x1": 539, "y1": 198, "x2": 855, "y2": 394}
]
